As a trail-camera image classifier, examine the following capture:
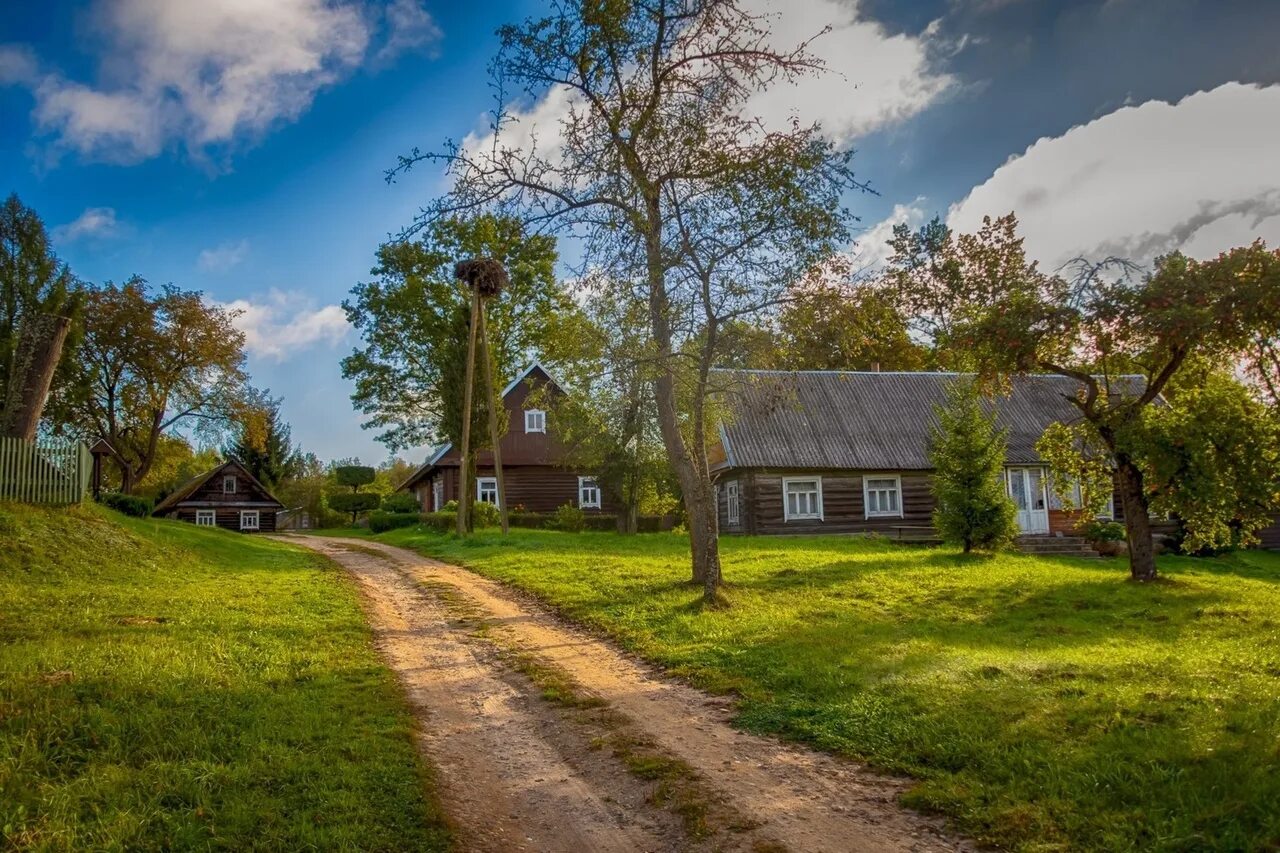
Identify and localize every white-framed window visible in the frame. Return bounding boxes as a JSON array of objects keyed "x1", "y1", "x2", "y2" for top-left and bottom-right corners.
[
  {"x1": 524, "y1": 409, "x2": 546, "y2": 433},
  {"x1": 432, "y1": 480, "x2": 444, "y2": 512},
  {"x1": 223, "y1": 475, "x2": 237, "y2": 494},
  {"x1": 863, "y1": 475, "x2": 903, "y2": 518},
  {"x1": 726, "y1": 481, "x2": 740, "y2": 525},
  {"x1": 239, "y1": 510, "x2": 259, "y2": 531},
  {"x1": 476, "y1": 477, "x2": 498, "y2": 504},
  {"x1": 195, "y1": 509, "x2": 216, "y2": 527},
  {"x1": 782, "y1": 477, "x2": 823, "y2": 521},
  {"x1": 578, "y1": 476, "x2": 601, "y2": 509}
]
